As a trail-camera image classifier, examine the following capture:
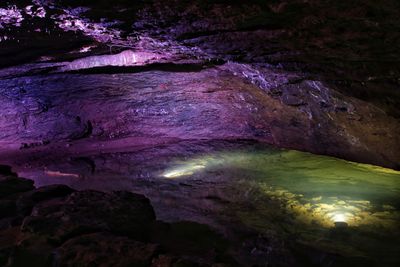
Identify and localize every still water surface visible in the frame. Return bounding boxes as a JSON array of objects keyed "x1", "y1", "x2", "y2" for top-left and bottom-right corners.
[{"x1": 16, "y1": 140, "x2": 400, "y2": 266}]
